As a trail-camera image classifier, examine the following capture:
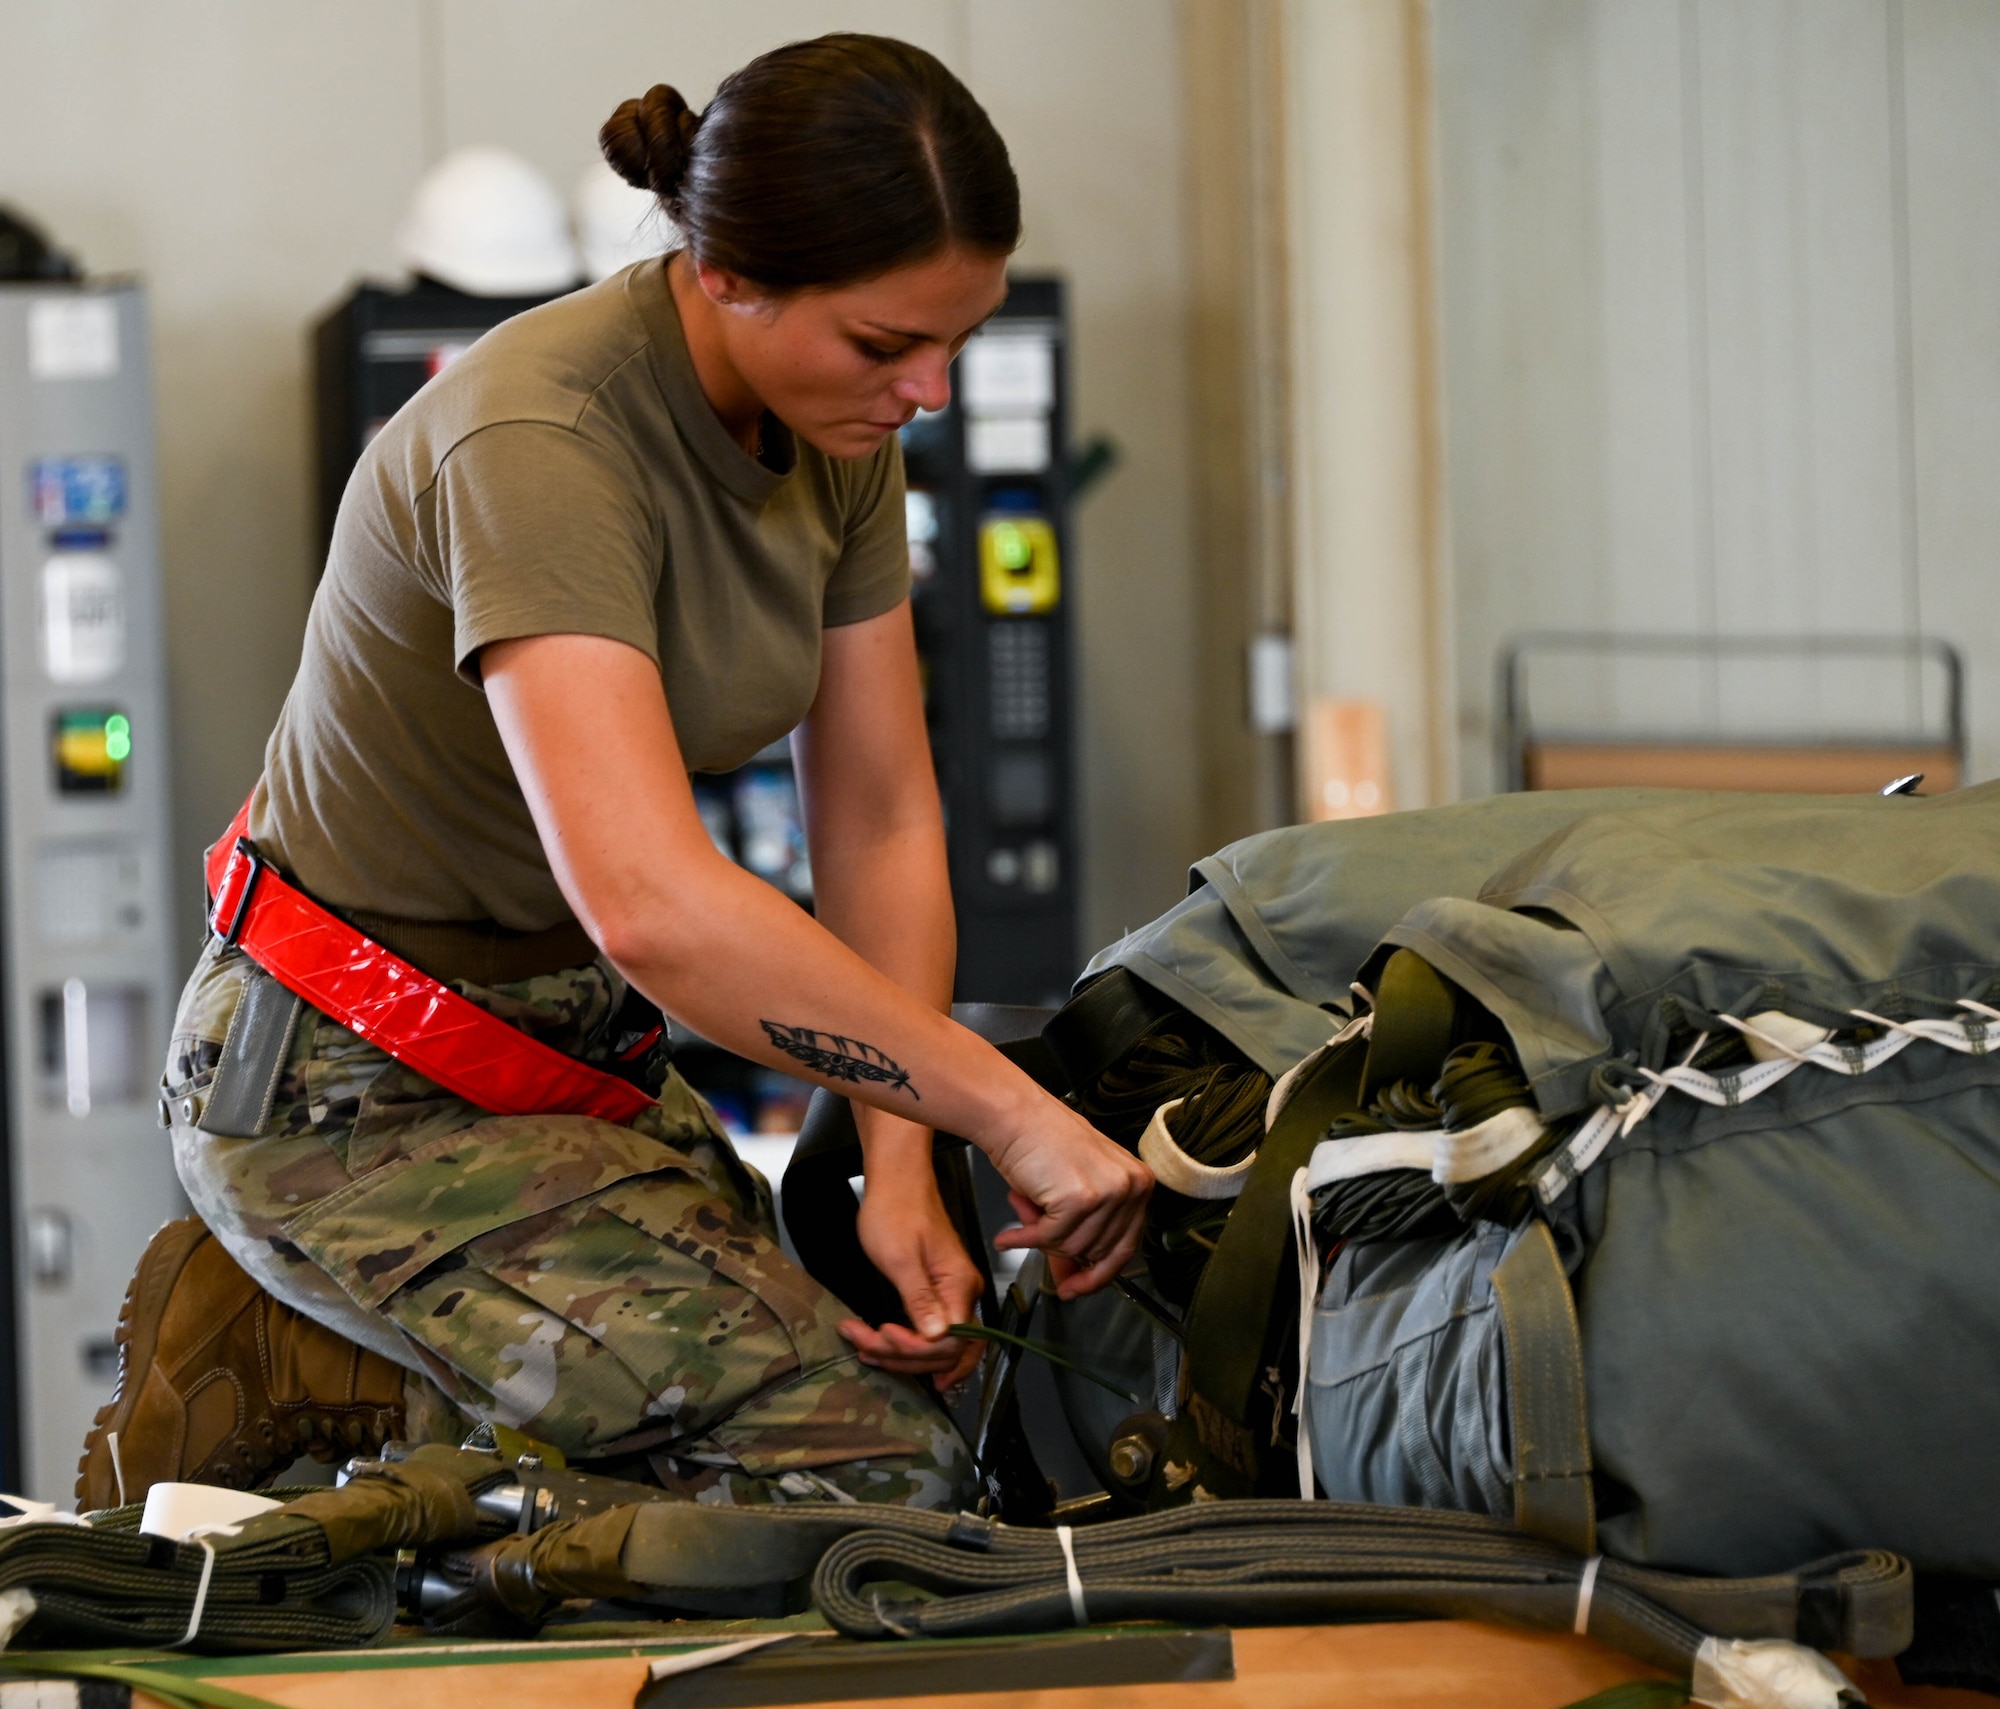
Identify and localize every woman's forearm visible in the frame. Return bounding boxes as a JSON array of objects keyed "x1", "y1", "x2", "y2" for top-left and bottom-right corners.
[
  {"x1": 808, "y1": 815, "x2": 956, "y2": 1175},
  {"x1": 486, "y1": 630, "x2": 1150, "y2": 1287},
  {"x1": 601, "y1": 841, "x2": 1032, "y2": 1149}
]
